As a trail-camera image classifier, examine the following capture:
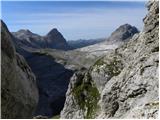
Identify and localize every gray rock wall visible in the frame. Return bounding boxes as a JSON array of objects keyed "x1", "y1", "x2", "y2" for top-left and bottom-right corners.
[{"x1": 1, "y1": 21, "x2": 39, "y2": 119}]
